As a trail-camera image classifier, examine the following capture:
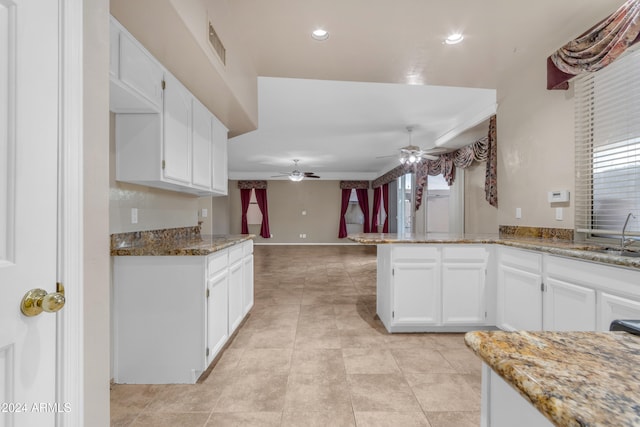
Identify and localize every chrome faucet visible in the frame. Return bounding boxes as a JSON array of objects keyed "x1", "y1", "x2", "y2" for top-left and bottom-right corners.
[{"x1": 621, "y1": 212, "x2": 637, "y2": 250}]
